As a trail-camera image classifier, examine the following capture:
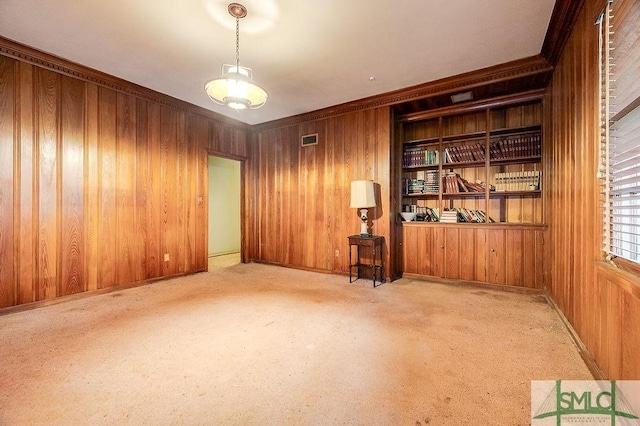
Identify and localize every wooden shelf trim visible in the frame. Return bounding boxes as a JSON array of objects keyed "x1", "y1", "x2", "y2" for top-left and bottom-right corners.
[
  {"x1": 403, "y1": 190, "x2": 542, "y2": 199},
  {"x1": 397, "y1": 89, "x2": 546, "y2": 122},
  {"x1": 400, "y1": 222, "x2": 547, "y2": 230}
]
